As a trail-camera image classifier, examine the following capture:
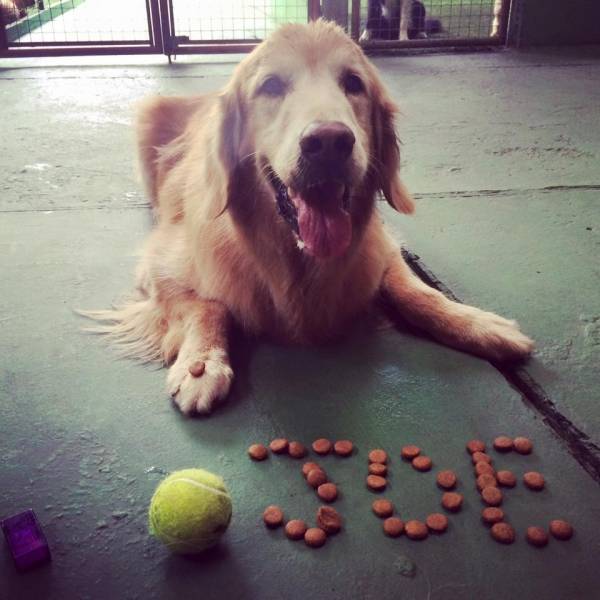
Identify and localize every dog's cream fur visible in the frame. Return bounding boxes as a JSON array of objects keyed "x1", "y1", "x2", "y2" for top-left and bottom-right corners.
[{"x1": 87, "y1": 20, "x2": 533, "y2": 415}]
